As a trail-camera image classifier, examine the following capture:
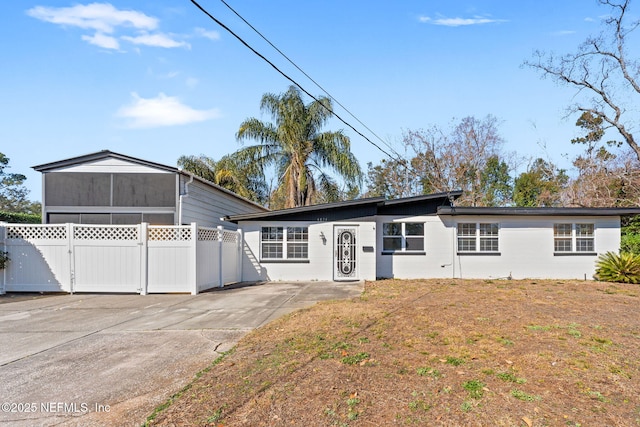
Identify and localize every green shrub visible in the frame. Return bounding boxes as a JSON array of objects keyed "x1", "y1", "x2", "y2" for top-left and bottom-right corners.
[
  {"x1": 620, "y1": 233, "x2": 640, "y2": 255},
  {"x1": 0, "y1": 211, "x2": 41, "y2": 224},
  {"x1": 594, "y1": 251, "x2": 640, "y2": 284}
]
